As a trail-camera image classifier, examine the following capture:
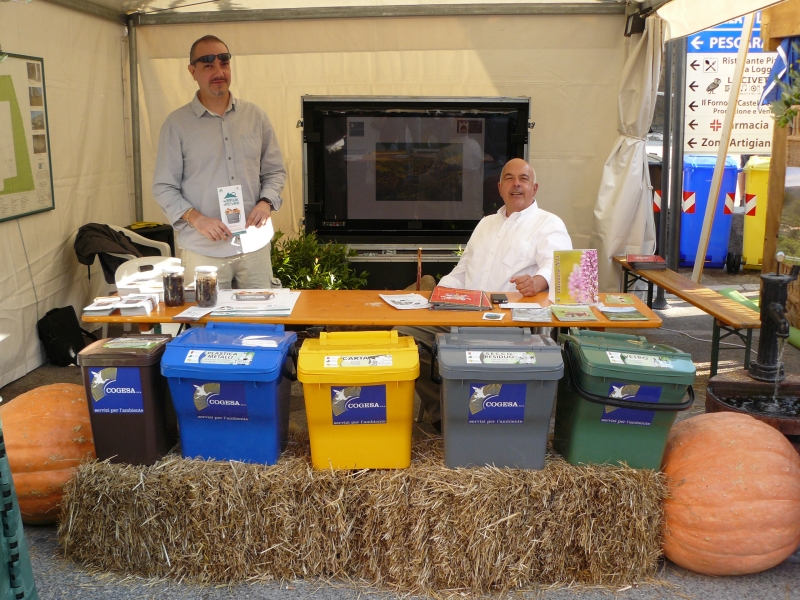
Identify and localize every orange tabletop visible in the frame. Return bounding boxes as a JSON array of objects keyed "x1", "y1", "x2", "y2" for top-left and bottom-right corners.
[{"x1": 82, "y1": 290, "x2": 662, "y2": 329}]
